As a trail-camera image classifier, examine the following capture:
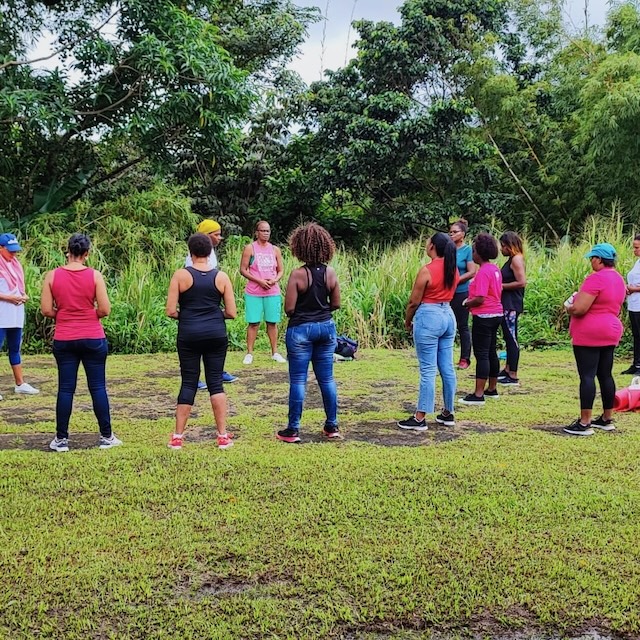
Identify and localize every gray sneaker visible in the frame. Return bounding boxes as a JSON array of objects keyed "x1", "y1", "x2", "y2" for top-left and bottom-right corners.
[
  {"x1": 99, "y1": 435, "x2": 123, "y2": 449},
  {"x1": 49, "y1": 437, "x2": 69, "y2": 452}
]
